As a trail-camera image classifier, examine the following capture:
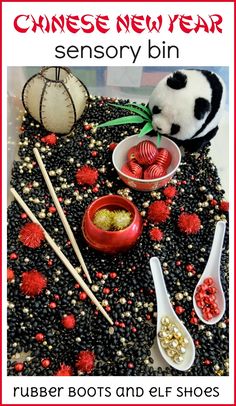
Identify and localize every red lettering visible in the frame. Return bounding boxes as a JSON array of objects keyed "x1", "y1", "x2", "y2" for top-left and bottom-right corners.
[
  {"x1": 131, "y1": 15, "x2": 145, "y2": 33},
  {"x1": 14, "y1": 15, "x2": 30, "y2": 33},
  {"x1": 96, "y1": 14, "x2": 110, "y2": 33},
  {"x1": 66, "y1": 15, "x2": 80, "y2": 33},
  {"x1": 168, "y1": 14, "x2": 179, "y2": 33},
  {"x1": 146, "y1": 15, "x2": 162, "y2": 33},
  {"x1": 80, "y1": 14, "x2": 94, "y2": 33},
  {"x1": 179, "y1": 15, "x2": 194, "y2": 33},
  {"x1": 209, "y1": 14, "x2": 223, "y2": 33},
  {"x1": 31, "y1": 15, "x2": 49, "y2": 33},
  {"x1": 51, "y1": 15, "x2": 65, "y2": 33},
  {"x1": 195, "y1": 15, "x2": 209, "y2": 33},
  {"x1": 116, "y1": 15, "x2": 130, "y2": 33}
]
